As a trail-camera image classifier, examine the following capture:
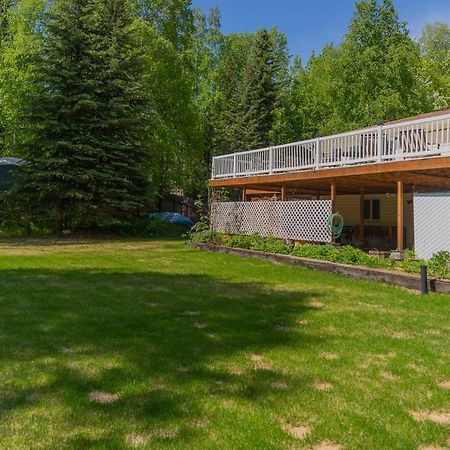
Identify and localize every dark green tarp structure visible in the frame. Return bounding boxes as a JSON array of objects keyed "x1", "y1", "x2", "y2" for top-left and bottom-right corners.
[{"x1": 0, "y1": 158, "x2": 23, "y2": 191}]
